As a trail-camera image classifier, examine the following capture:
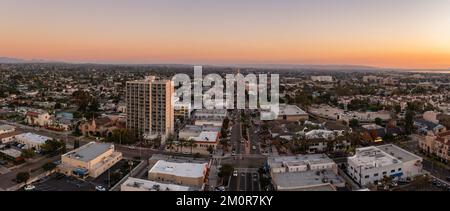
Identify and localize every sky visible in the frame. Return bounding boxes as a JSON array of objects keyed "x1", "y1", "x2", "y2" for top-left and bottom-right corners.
[{"x1": 1, "y1": 0, "x2": 450, "y2": 69}]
